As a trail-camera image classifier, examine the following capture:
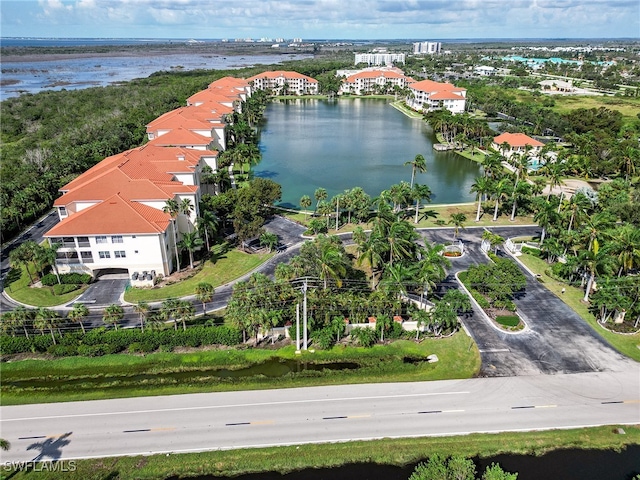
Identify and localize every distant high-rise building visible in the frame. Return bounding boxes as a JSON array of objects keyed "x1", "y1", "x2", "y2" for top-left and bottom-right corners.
[
  {"x1": 413, "y1": 42, "x2": 441, "y2": 55},
  {"x1": 354, "y1": 52, "x2": 406, "y2": 66}
]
